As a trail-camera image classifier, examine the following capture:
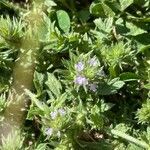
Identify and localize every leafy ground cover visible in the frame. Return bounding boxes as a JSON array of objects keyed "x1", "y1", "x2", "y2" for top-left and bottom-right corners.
[{"x1": 0, "y1": 0, "x2": 150, "y2": 149}]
